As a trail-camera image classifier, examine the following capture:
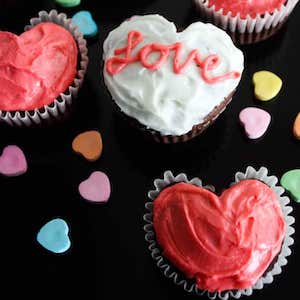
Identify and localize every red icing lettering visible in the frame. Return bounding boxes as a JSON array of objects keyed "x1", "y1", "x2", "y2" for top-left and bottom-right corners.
[
  {"x1": 106, "y1": 30, "x2": 241, "y2": 84},
  {"x1": 140, "y1": 44, "x2": 170, "y2": 70}
]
